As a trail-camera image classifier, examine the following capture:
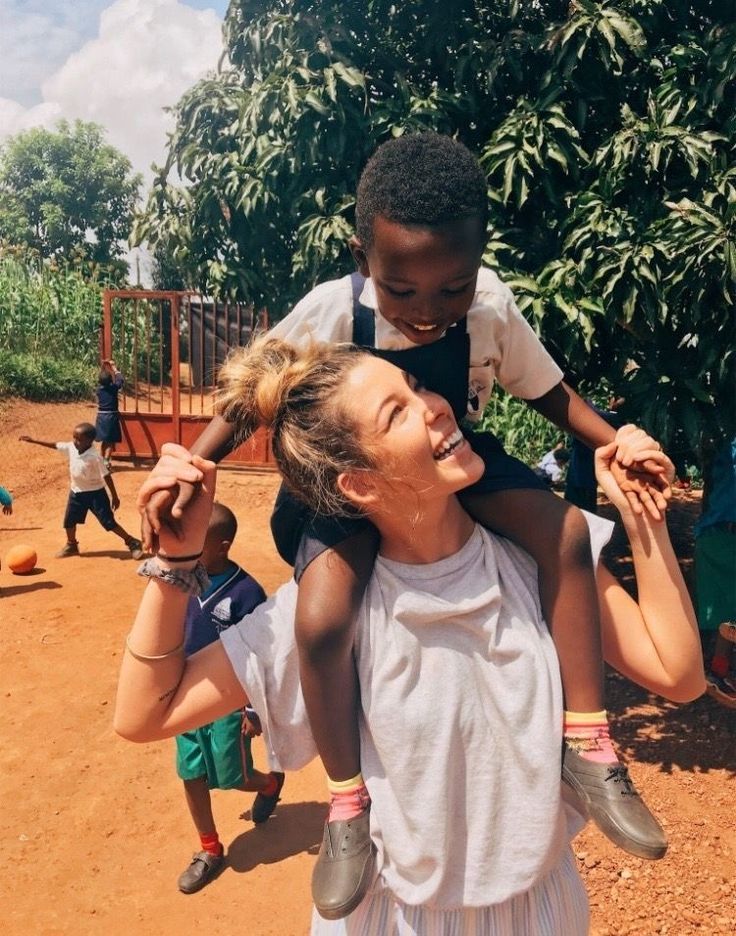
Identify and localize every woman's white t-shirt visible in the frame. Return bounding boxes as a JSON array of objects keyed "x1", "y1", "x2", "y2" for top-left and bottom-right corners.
[{"x1": 221, "y1": 518, "x2": 611, "y2": 909}]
